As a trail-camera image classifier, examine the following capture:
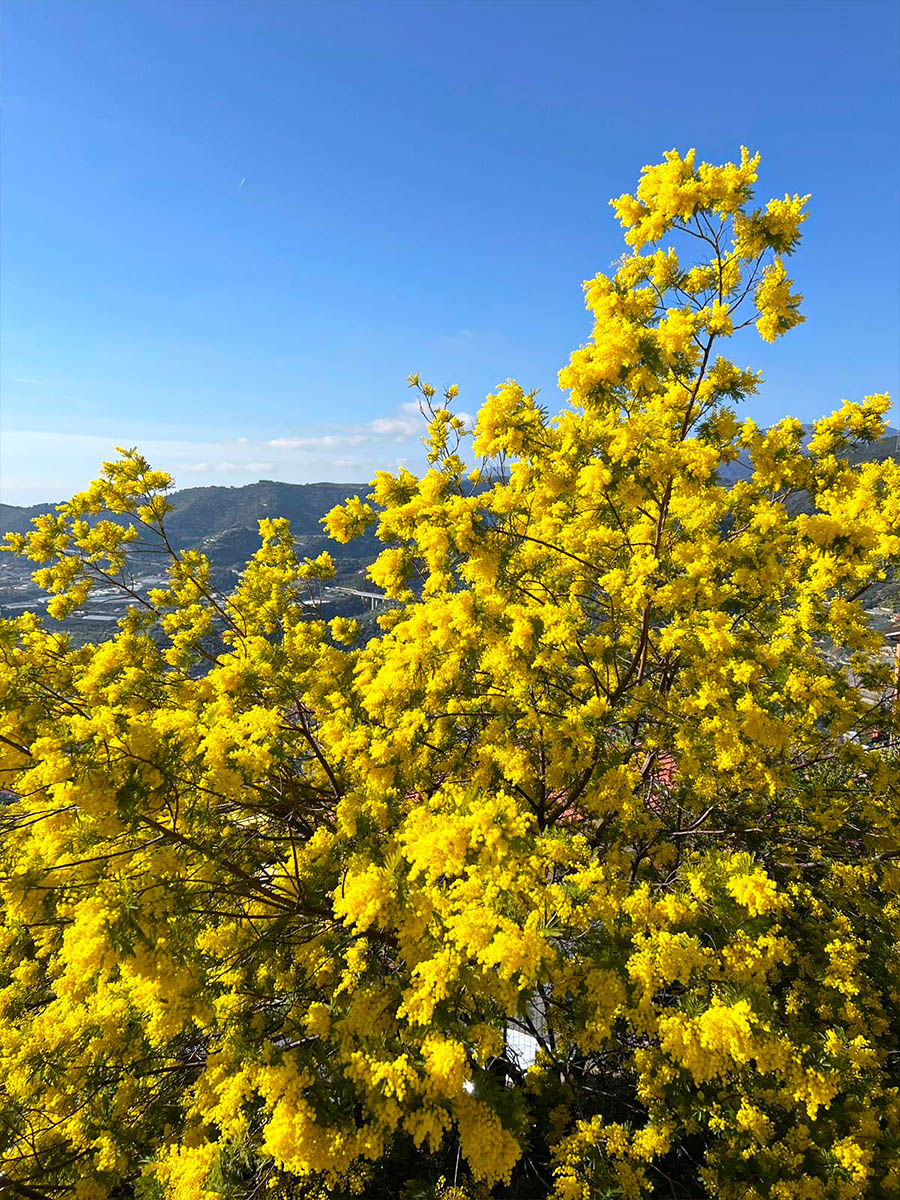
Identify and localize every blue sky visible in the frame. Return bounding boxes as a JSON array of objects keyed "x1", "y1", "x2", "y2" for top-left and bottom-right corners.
[{"x1": 2, "y1": 0, "x2": 898, "y2": 503}]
